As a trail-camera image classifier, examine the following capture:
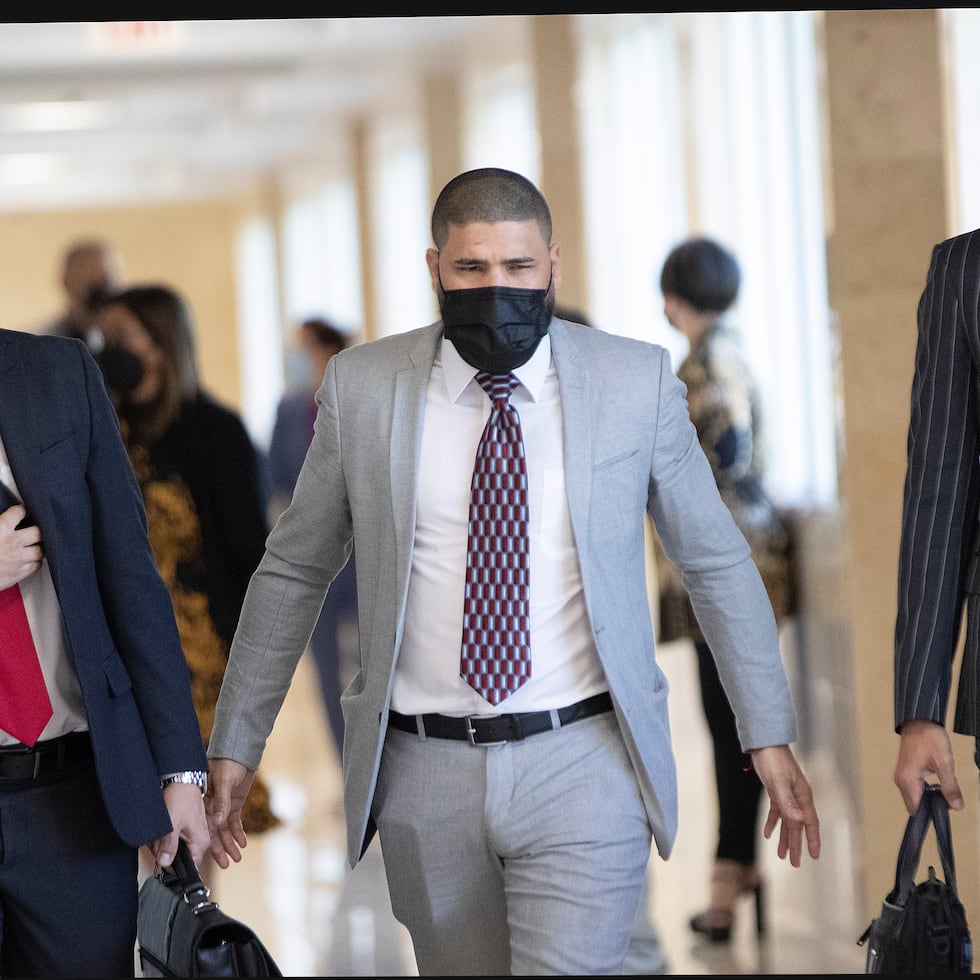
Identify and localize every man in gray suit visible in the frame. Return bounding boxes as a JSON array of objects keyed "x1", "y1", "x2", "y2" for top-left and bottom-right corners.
[
  {"x1": 894, "y1": 229, "x2": 980, "y2": 817},
  {"x1": 205, "y1": 168, "x2": 820, "y2": 975}
]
